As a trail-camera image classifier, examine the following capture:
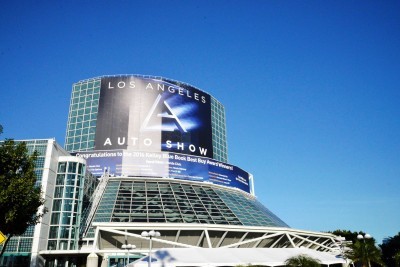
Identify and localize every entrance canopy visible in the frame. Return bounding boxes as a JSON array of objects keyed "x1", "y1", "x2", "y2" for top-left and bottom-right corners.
[{"x1": 128, "y1": 248, "x2": 346, "y2": 267}]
